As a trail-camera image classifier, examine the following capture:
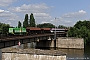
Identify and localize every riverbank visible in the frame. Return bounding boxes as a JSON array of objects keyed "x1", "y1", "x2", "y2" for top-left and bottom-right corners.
[{"x1": 2, "y1": 48, "x2": 66, "y2": 60}]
